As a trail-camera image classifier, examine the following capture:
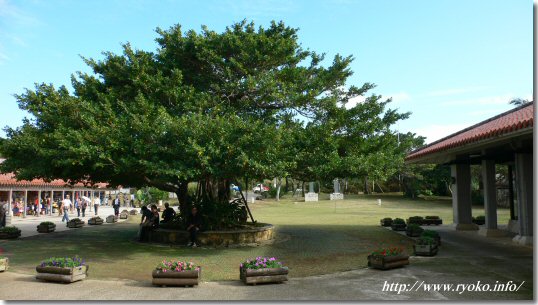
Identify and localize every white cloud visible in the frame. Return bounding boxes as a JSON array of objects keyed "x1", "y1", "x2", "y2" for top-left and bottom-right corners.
[
  {"x1": 423, "y1": 86, "x2": 490, "y2": 98},
  {"x1": 413, "y1": 123, "x2": 470, "y2": 144},
  {"x1": 385, "y1": 92, "x2": 411, "y2": 104},
  {"x1": 0, "y1": 0, "x2": 38, "y2": 26},
  {"x1": 440, "y1": 94, "x2": 518, "y2": 107},
  {"x1": 212, "y1": 0, "x2": 298, "y2": 17},
  {"x1": 344, "y1": 95, "x2": 365, "y2": 109}
]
